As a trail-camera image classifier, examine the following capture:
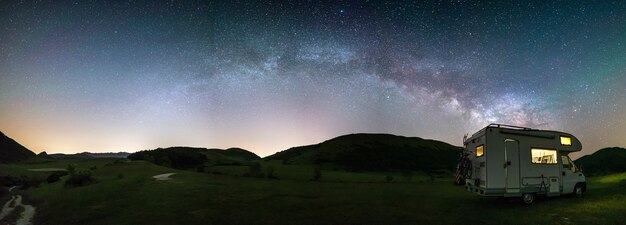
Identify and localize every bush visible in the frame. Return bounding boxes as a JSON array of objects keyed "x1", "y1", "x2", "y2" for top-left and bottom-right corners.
[
  {"x1": 47, "y1": 171, "x2": 69, "y2": 183},
  {"x1": 385, "y1": 175, "x2": 394, "y2": 182},
  {"x1": 266, "y1": 166, "x2": 277, "y2": 179},
  {"x1": 65, "y1": 171, "x2": 95, "y2": 187},
  {"x1": 243, "y1": 162, "x2": 264, "y2": 178},
  {"x1": 65, "y1": 164, "x2": 96, "y2": 187}
]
